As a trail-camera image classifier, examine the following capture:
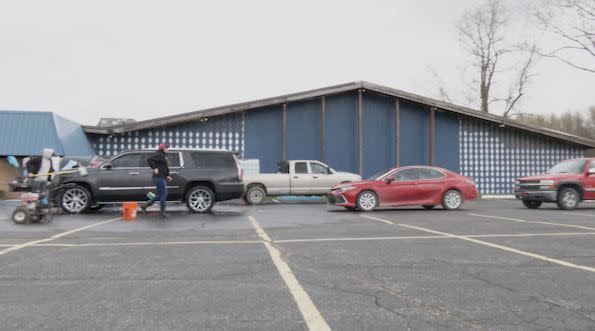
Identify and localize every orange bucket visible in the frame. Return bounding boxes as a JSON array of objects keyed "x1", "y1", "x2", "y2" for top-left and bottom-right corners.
[{"x1": 122, "y1": 202, "x2": 138, "y2": 221}]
